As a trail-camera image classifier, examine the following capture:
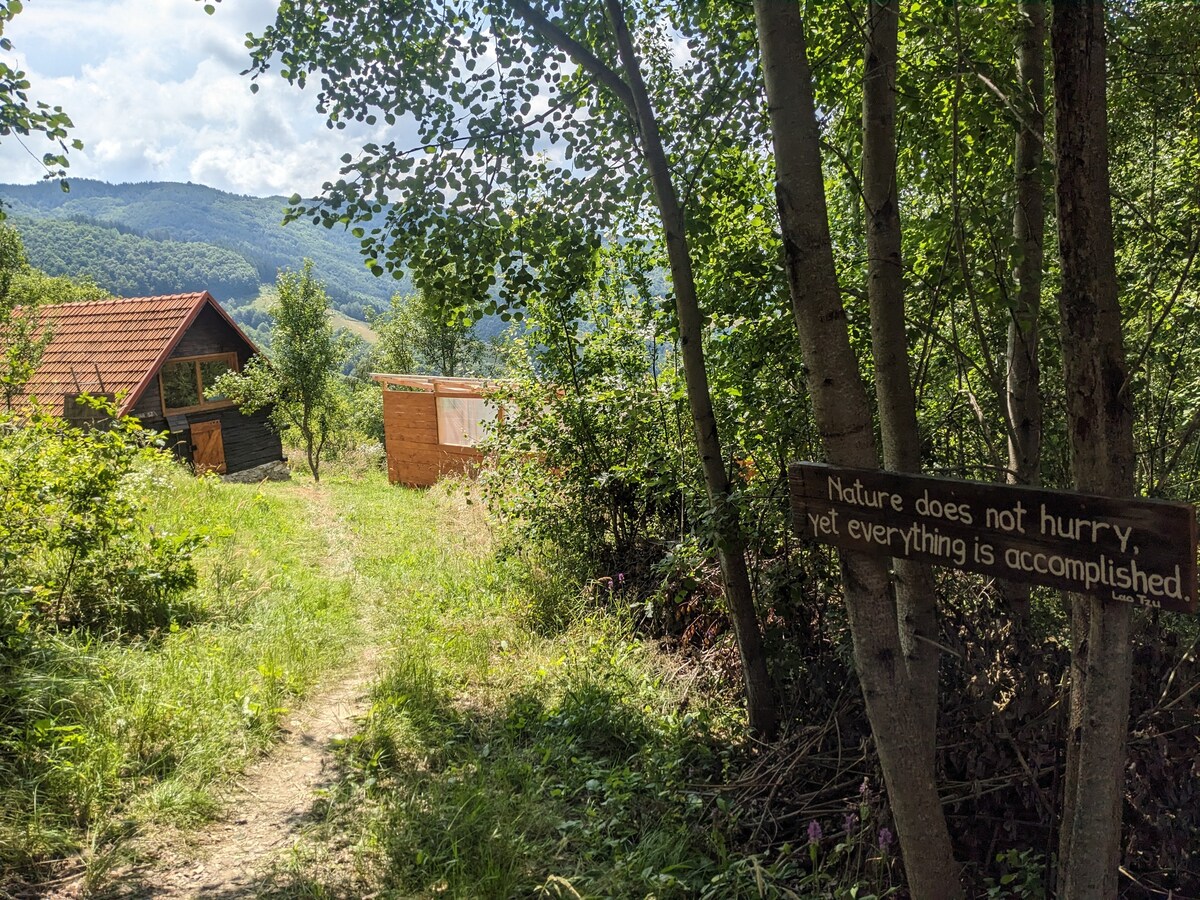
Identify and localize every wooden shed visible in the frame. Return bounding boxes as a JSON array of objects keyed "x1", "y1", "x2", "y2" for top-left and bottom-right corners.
[
  {"x1": 373, "y1": 374, "x2": 498, "y2": 487},
  {"x1": 16, "y1": 292, "x2": 284, "y2": 476}
]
